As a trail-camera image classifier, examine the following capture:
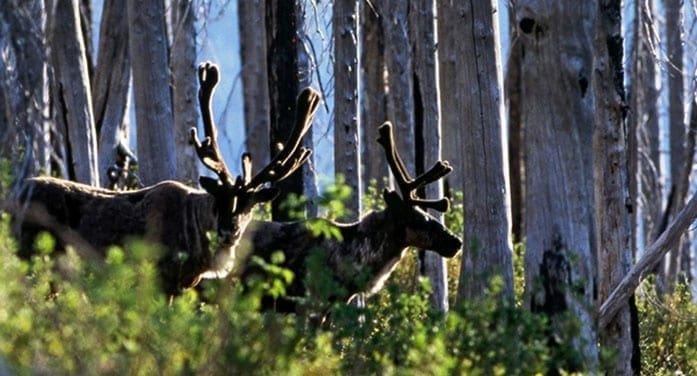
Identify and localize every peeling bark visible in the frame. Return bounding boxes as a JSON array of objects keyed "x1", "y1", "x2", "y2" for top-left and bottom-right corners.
[
  {"x1": 127, "y1": 0, "x2": 177, "y2": 185},
  {"x1": 409, "y1": 0, "x2": 449, "y2": 311},
  {"x1": 515, "y1": 0, "x2": 598, "y2": 370},
  {"x1": 171, "y1": 0, "x2": 198, "y2": 184},
  {"x1": 93, "y1": 0, "x2": 131, "y2": 187},
  {"x1": 333, "y1": 0, "x2": 361, "y2": 219},
  {"x1": 51, "y1": 0, "x2": 100, "y2": 186}
]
